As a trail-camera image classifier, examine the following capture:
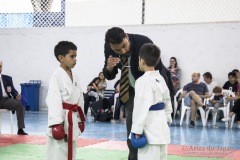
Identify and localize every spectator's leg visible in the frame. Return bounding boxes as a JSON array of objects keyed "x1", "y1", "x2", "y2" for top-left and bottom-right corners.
[
  {"x1": 190, "y1": 100, "x2": 197, "y2": 122},
  {"x1": 84, "y1": 94, "x2": 91, "y2": 115},
  {"x1": 189, "y1": 91, "x2": 204, "y2": 106},
  {"x1": 0, "y1": 97, "x2": 25, "y2": 129},
  {"x1": 231, "y1": 99, "x2": 240, "y2": 126}
]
